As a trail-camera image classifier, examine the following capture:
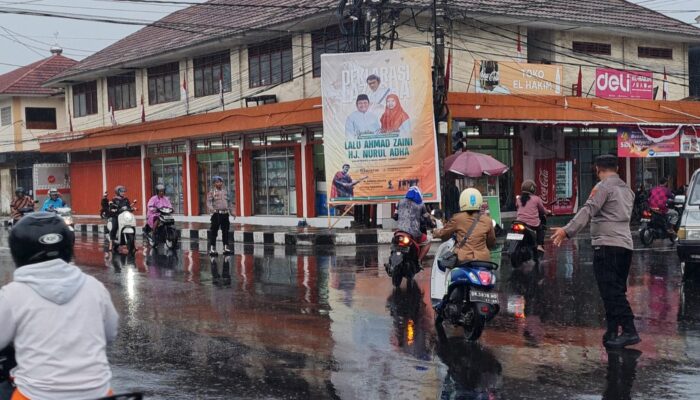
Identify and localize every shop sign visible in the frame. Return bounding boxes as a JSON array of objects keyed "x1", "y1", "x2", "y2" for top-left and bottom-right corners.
[
  {"x1": 473, "y1": 61, "x2": 563, "y2": 96},
  {"x1": 617, "y1": 126, "x2": 680, "y2": 158},
  {"x1": 320, "y1": 47, "x2": 440, "y2": 203},
  {"x1": 33, "y1": 163, "x2": 70, "y2": 190},
  {"x1": 680, "y1": 126, "x2": 700, "y2": 156},
  {"x1": 595, "y1": 69, "x2": 653, "y2": 99},
  {"x1": 534, "y1": 159, "x2": 578, "y2": 215}
]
